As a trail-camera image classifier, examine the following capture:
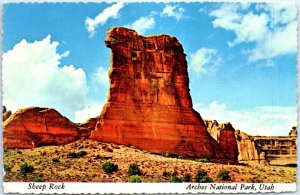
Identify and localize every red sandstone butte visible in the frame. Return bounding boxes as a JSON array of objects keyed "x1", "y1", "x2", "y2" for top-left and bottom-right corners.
[
  {"x1": 90, "y1": 27, "x2": 224, "y2": 158},
  {"x1": 205, "y1": 120, "x2": 238, "y2": 160},
  {"x1": 3, "y1": 107, "x2": 82, "y2": 149}
]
